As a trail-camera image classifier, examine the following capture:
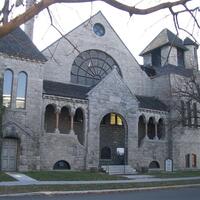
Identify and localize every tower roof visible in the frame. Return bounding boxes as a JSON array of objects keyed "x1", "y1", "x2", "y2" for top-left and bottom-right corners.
[
  {"x1": 140, "y1": 28, "x2": 187, "y2": 56},
  {"x1": 184, "y1": 37, "x2": 199, "y2": 47}
]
